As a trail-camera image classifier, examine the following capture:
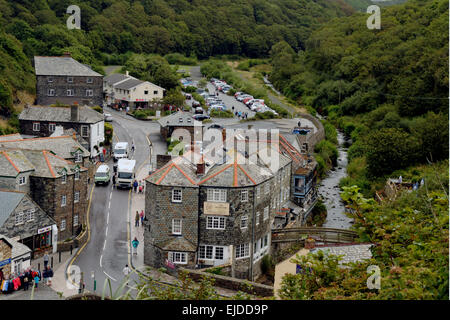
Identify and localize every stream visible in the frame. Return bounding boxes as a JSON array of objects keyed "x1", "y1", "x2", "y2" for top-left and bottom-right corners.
[{"x1": 318, "y1": 131, "x2": 353, "y2": 229}]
